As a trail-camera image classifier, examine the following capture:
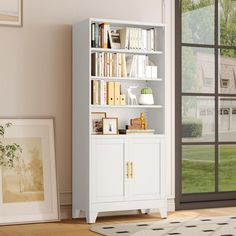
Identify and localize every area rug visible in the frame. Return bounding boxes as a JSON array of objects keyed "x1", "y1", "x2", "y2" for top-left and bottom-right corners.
[{"x1": 91, "y1": 216, "x2": 236, "y2": 235}]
